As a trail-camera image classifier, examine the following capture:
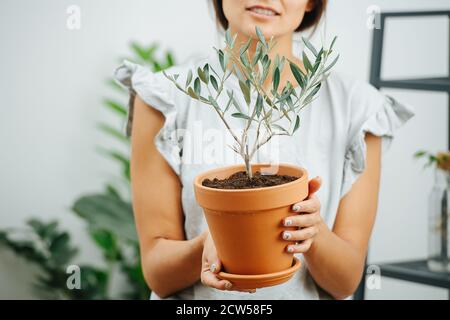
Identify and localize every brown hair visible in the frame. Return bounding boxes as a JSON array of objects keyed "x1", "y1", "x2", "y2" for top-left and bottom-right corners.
[{"x1": 212, "y1": 0, "x2": 327, "y2": 32}]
